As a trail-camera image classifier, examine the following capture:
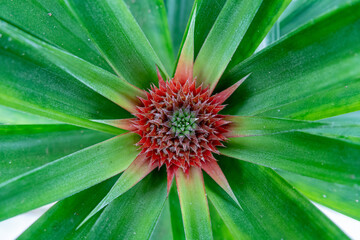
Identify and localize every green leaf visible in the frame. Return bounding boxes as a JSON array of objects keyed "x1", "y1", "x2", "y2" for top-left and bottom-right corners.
[
  {"x1": 150, "y1": 199, "x2": 174, "y2": 240},
  {"x1": 208, "y1": 200, "x2": 235, "y2": 240},
  {"x1": 0, "y1": 124, "x2": 112, "y2": 183},
  {"x1": 176, "y1": 167, "x2": 213, "y2": 240},
  {"x1": 0, "y1": 0, "x2": 112, "y2": 71},
  {"x1": 220, "y1": 132, "x2": 360, "y2": 187},
  {"x1": 0, "y1": 133, "x2": 139, "y2": 221},
  {"x1": 194, "y1": 0, "x2": 263, "y2": 90},
  {"x1": 0, "y1": 54, "x2": 130, "y2": 134},
  {"x1": 221, "y1": 3, "x2": 360, "y2": 120},
  {"x1": 0, "y1": 19, "x2": 144, "y2": 114},
  {"x1": 278, "y1": 170, "x2": 360, "y2": 221},
  {"x1": 304, "y1": 111, "x2": 360, "y2": 140},
  {"x1": 65, "y1": 0, "x2": 168, "y2": 88},
  {"x1": 165, "y1": 0, "x2": 194, "y2": 57},
  {"x1": 0, "y1": 45, "x2": 127, "y2": 123},
  {"x1": 0, "y1": 106, "x2": 57, "y2": 125},
  {"x1": 125, "y1": 0, "x2": 175, "y2": 73},
  {"x1": 225, "y1": 116, "x2": 325, "y2": 137},
  {"x1": 169, "y1": 182, "x2": 186, "y2": 240},
  {"x1": 0, "y1": 37, "x2": 134, "y2": 134},
  {"x1": 205, "y1": 156, "x2": 347, "y2": 239},
  {"x1": 18, "y1": 176, "x2": 119, "y2": 240},
  {"x1": 320, "y1": 111, "x2": 360, "y2": 124},
  {"x1": 170, "y1": 1, "x2": 196, "y2": 77},
  {"x1": 193, "y1": 0, "x2": 290, "y2": 69},
  {"x1": 86, "y1": 169, "x2": 167, "y2": 239},
  {"x1": 279, "y1": 0, "x2": 358, "y2": 37},
  {"x1": 174, "y1": 5, "x2": 195, "y2": 81},
  {"x1": 225, "y1": 0, "x2": 291, "y2": 70},
  {"x1": 80, "y1": 154, "x2": 156, "y2": 227},
  {"x1": 193, "y1": 0, "x2": 225, "y2": 58},
  {"x1": 69, "y1": 212, "x2": 103, "y2": 239},
  {"x1": 304, "y1": 126, "x2": 360, "y2": 143}
]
